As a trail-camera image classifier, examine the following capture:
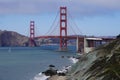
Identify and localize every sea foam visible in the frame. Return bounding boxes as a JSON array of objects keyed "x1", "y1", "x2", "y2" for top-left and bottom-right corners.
[
  {"x1": 69, "y1": 57, "x2": 78, "y2": 64},
  {"x1": 32, "y1": 56, "x2": 78, "y2": 80},
  {"x1": 33, "y1": 73, "x2": 50, "y2": 80}
]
